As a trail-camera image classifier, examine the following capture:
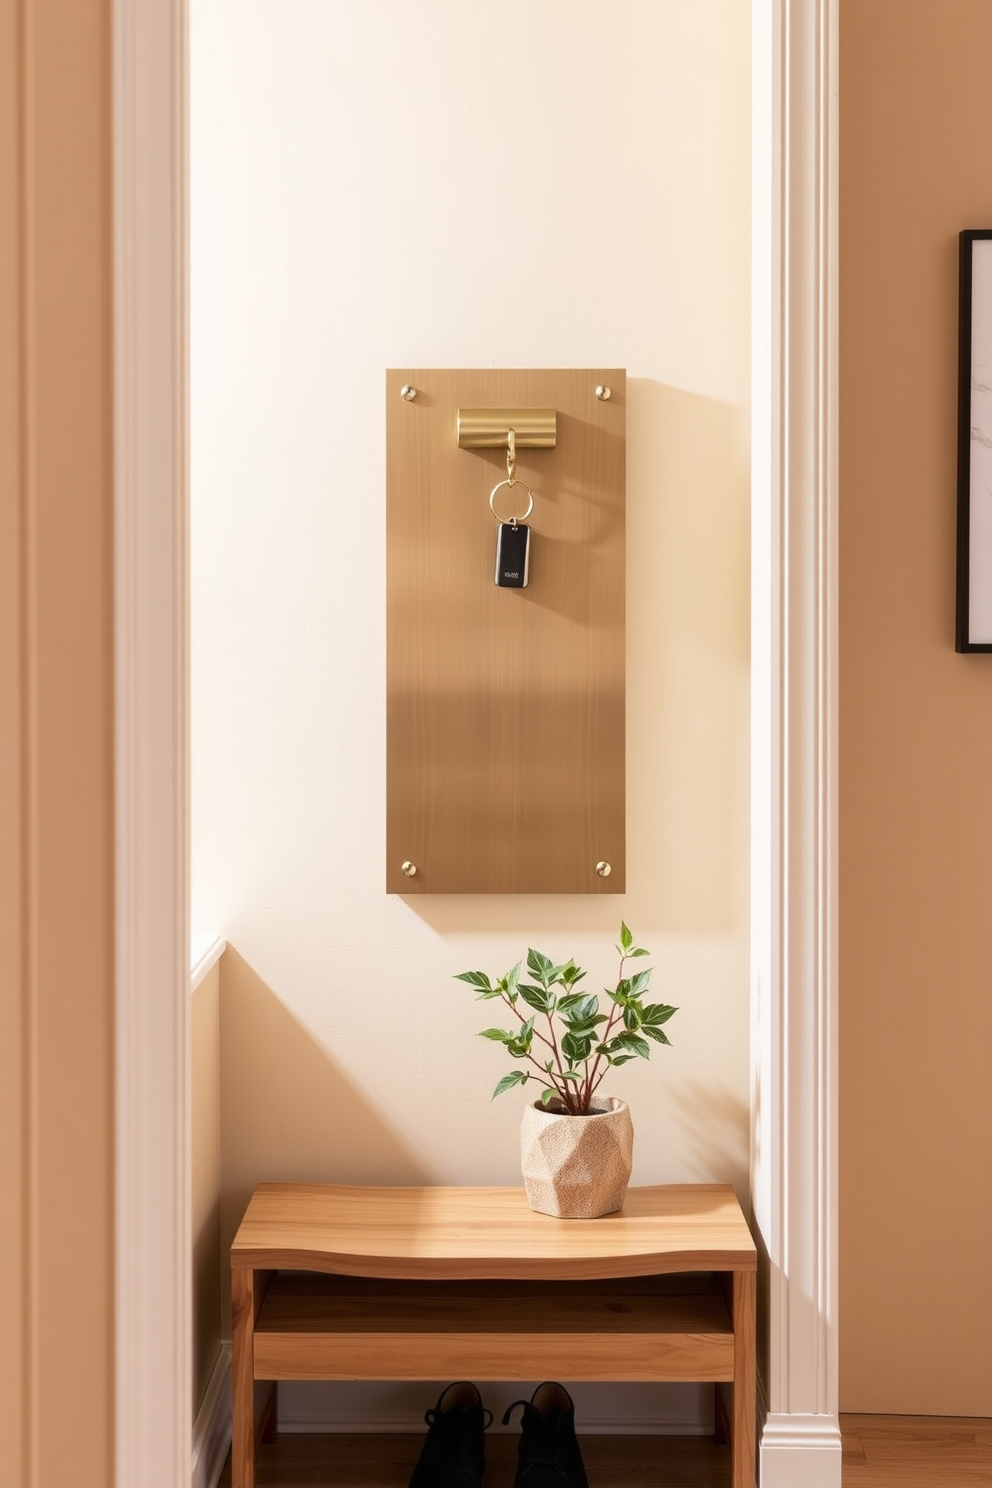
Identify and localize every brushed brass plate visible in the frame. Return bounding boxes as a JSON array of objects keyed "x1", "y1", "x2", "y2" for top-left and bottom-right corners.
[
  {"x1": 386, "y1": 369, "x2": 625, "y2": 894},
  {"x1": 457, "y1": 407, "x2": 557, "y2": 449}
]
